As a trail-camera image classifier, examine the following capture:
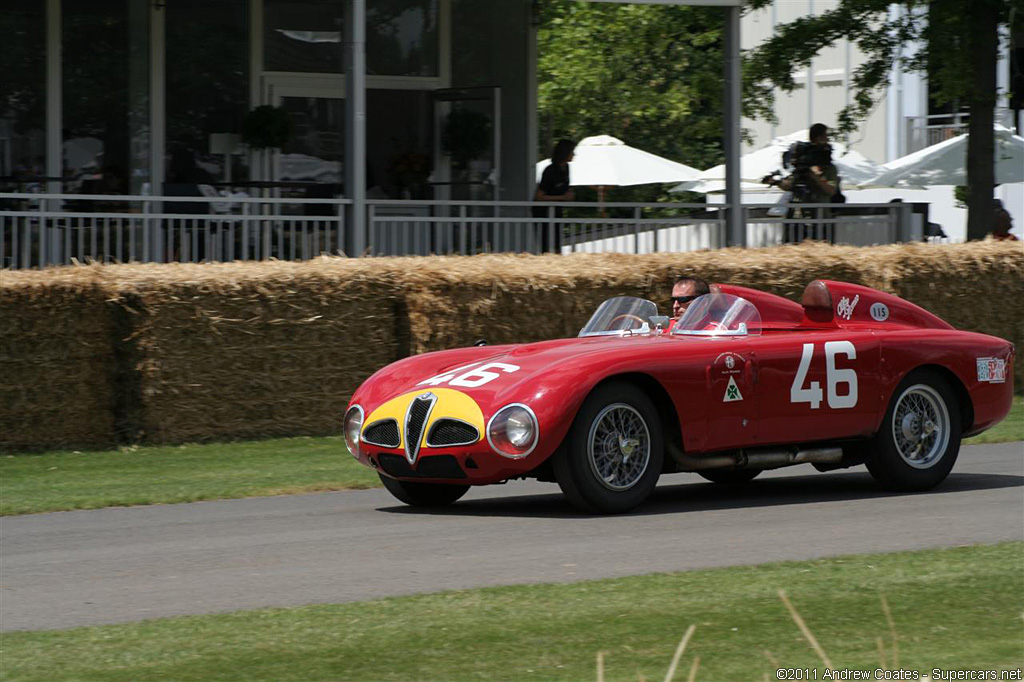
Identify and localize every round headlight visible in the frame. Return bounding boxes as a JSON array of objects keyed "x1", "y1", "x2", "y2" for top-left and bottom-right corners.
[
  {"x1": 344, "y1": 405, "x2": 364, "y2": 458},
  {"x1": 487, "y1": 404, "x2": 538, "y2": 458}
]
